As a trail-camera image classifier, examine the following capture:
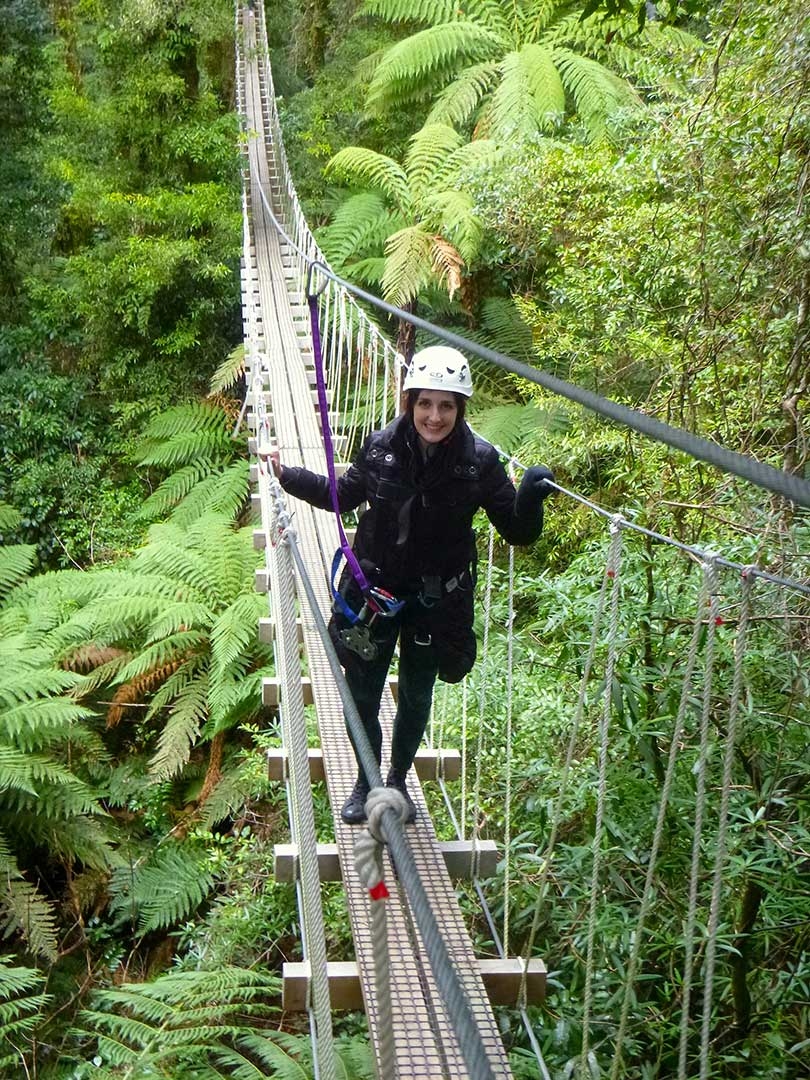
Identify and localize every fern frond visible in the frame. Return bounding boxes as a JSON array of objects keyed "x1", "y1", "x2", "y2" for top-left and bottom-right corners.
[
  {"x1": 61, "y1": 644, "x2": 128, "y2": 673},
  {"x1": 430, "y1": 237, "x2": 464, "y2": 299},
  {"x1": 0, "y1": 956, "x2": 48, "y2": 1067},
  {"x1": 109, "y1": 845, "x2": 216, "y2": 934},
  {"x1": 148, "y1": 675, "x2": 209, "y2": 780},
  {"x1": 113, "y1": 631, "x2": 207, "y2": 687},
  {"x1": 362, "y1": 0, "x2": 457, "y2": 24},
  {"x1": 326, "y1": 147, "x2": 410, "y2": 209},
  {"x1": 144, "y1": 654, "x2": 207, "y2": 721},
  {"x1": 133, "y1": 540, "x2": 217, "y2": 604},
  {"x1": 0, "y1": 546, "x2": 36, "y2": 600},
  {"x1": 317, "y1": 192, "x2": 389, "y2": 259},
  {"x1": 404, "y1": 123, "x2": 464, "y2": 200},
  {"x1": 477, "y1": 296, "x2": 535, "y2": 359},
  {"x1": 553, "y1": 46, "x2": 640, "y2": 140},
  {"x1": 471, "y1": 401, "x2": 564, "y2": 454},
  {"x1": 138, "y1": 402, "x2": 228, "y2": 443},
  {"x1": 382, "y1": 225, "x2": 434, "y2": 306},
  {"x1": 169, "y1": 461, "x2": 251, "y2": 527},
  {"x1": 145, "y1": 602, "x2": 215, "y2": 644},
  {"x1": 0, "y1": 698, "x2": 95, "y2": 752},
  {"x1": 338, "y1": 256, "x2": 387, "y2": 287},
  {"x1": 70, "y1": 652, "x2": 132, "y2": 695},
  {"x1": 423, "y1": 190, "x2": 481, "y2": 262},
  {"x1": 0, "y1": 504, "x2": 21, "y2": 533},
  {"x1": 0, "y1": 877, "x2": 59, "y2": 961},
  {"x1": 136, "y1": 427, "x2": 233, "y2": 469},
  {"x1": 107, "y1": 659, "x2": 185, "y2": 727},
  {"x1": 425, "y1": 60, "x2": 499, "y2": 128},
  {"x1": 366, "y1": 22, "x2": 503, "y2": 112},
  {"x1": 209, "y1": 344, "x2": 245, "y2": 394},
  {"x1": 135, "y1": 462, "x2": 213, "y2": 521},
  {"x1": 209, "y1": 594, "x2": 265, "y2": 680},
  {"x1": 487, "y1": 44, "x2": 565, "y2": 140},
  {"x1": 0, "y1": 668, "x2": 80, "y2": 708}
]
